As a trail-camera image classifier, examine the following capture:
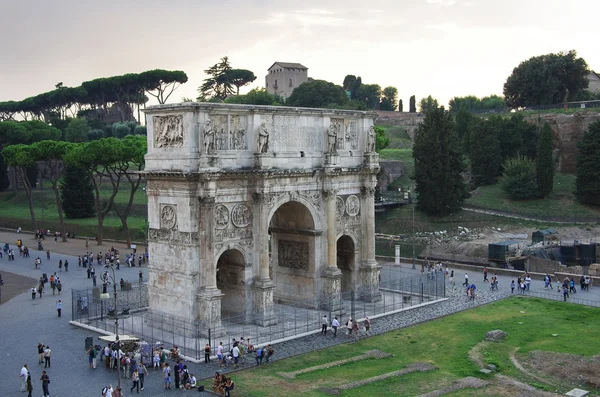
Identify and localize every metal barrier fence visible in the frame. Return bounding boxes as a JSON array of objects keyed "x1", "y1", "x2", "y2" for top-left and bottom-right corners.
[
  {"x1": 518, "y1": 289, "x2": 600, "y2": 307},
  {"x1": 71, "y1": 273, "x2": 445, "y2": 361}
]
